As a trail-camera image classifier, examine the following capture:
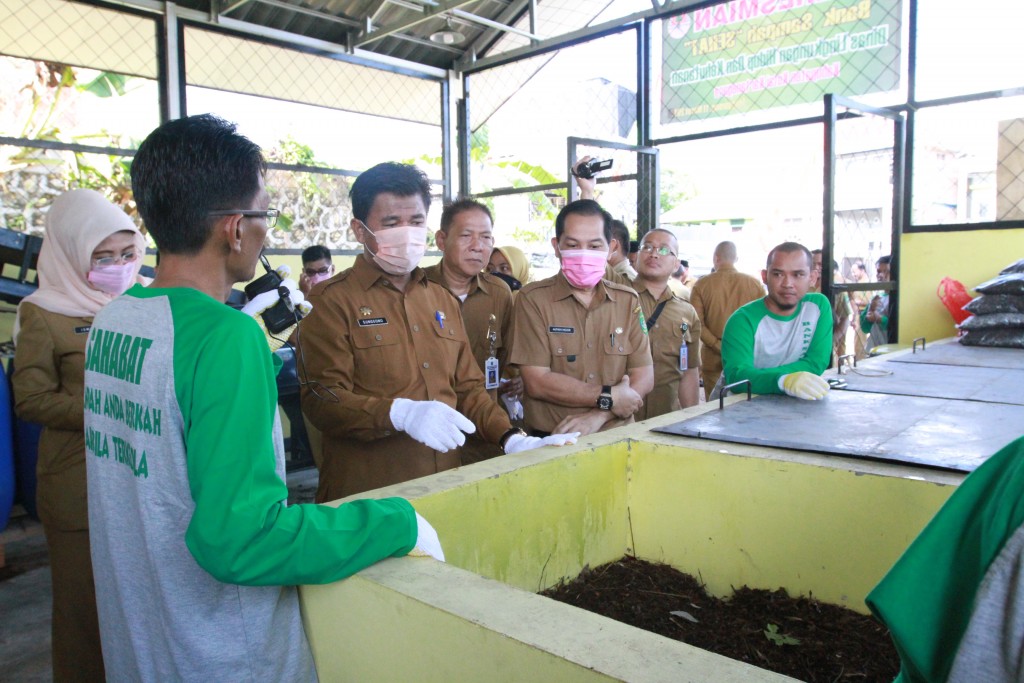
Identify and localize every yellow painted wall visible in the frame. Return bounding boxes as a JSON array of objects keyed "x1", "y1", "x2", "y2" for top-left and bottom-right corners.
[
  {"x1": 409, "y1": 442, "x2": 630, "y2": 592},
  {"x1": 628, "y1": 441, "x2": 956, "y2": 612},
  {"x1": 898, "y1": 228, "x2": 1024, "y2": 344}
]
